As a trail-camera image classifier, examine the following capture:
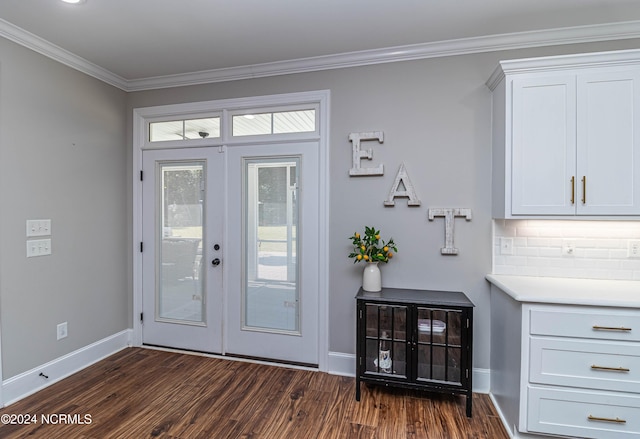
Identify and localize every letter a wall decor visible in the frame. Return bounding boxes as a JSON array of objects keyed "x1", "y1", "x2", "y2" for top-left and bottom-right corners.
[{"x1": 384, "y1": 163, "x2": 421, "y2": 206}]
